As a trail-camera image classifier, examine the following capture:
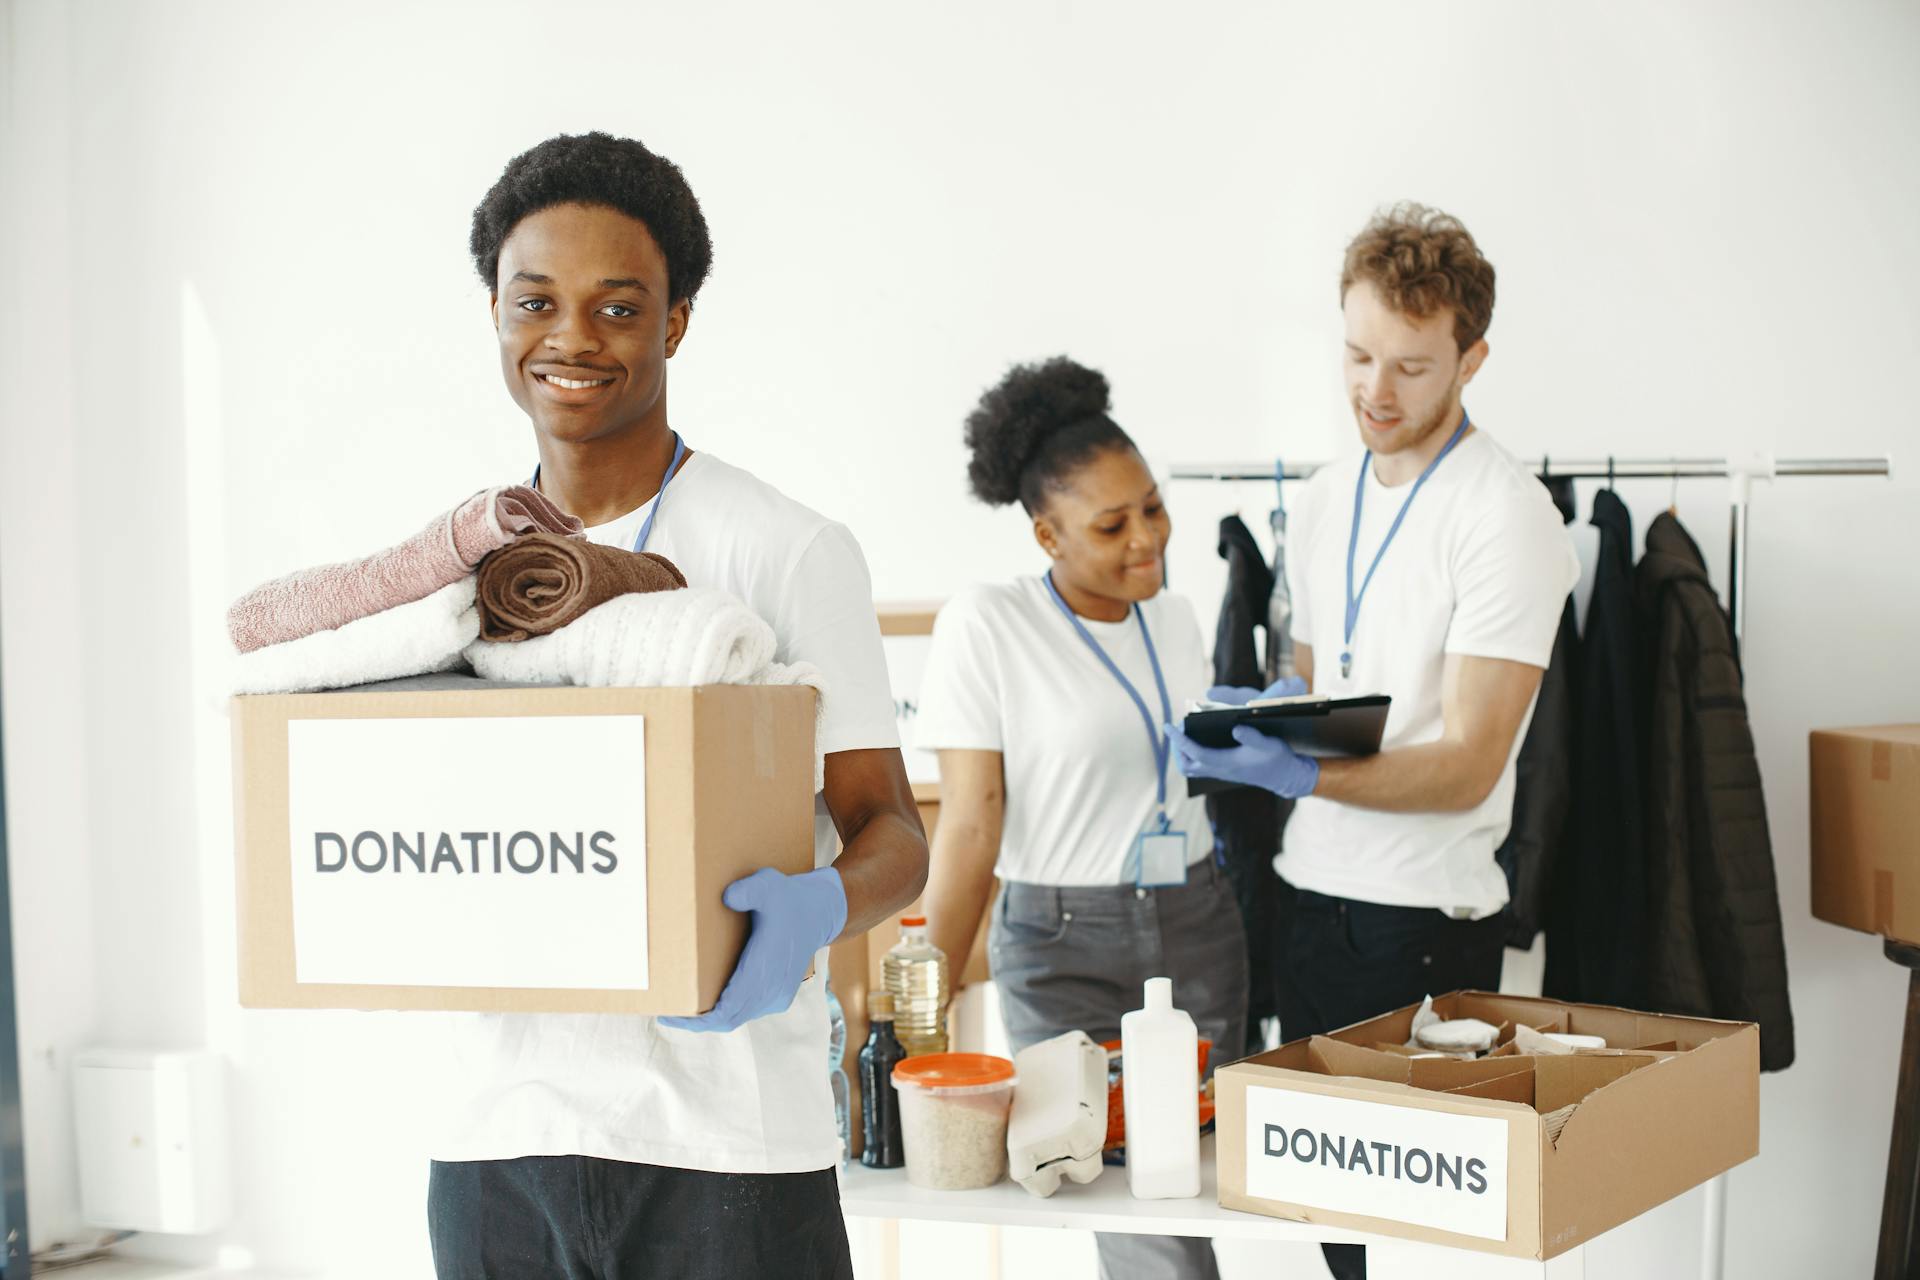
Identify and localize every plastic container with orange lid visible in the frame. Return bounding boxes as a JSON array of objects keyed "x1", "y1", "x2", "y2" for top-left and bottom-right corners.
[{"x1": 892, "y1": 1053, "x2": 1016, "y2": 1189}]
